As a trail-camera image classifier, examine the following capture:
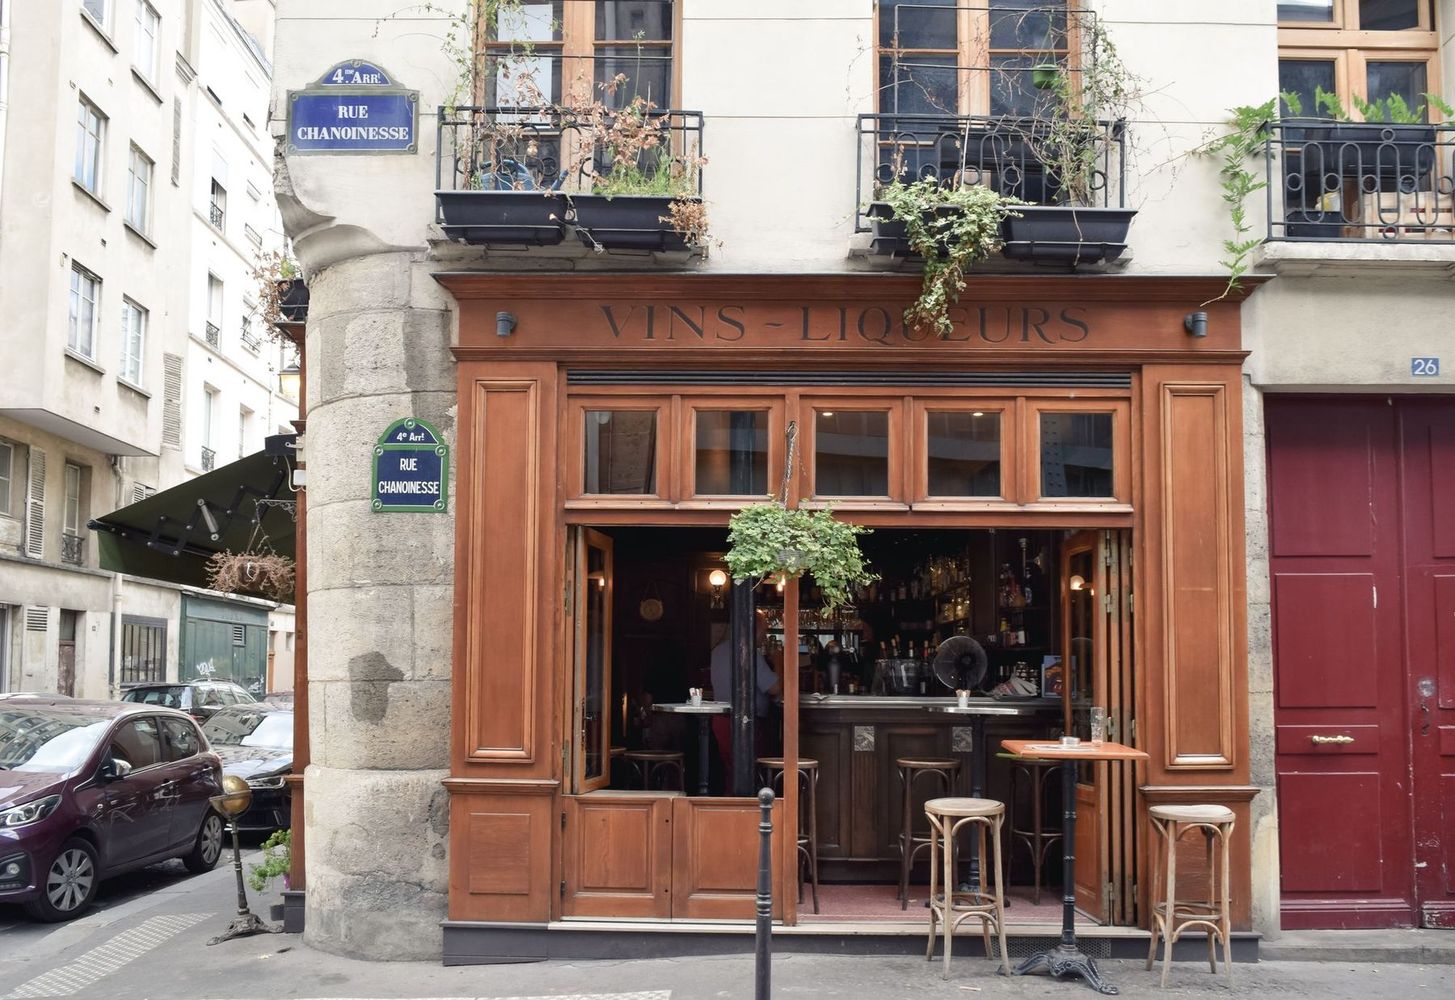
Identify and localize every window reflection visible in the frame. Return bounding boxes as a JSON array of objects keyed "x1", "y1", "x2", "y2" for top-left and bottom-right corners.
[
  {"x1": 695, "y1": 410, "x2": 768, "y2": 496},
  {"x1": 926, "y1": 411, "x2": 1002, "y2": 497},
  {"x1": 1041, "y1": 412, "x2": 1114, "y2": 498},
  {"x1": 584, "y1": 410, "x2": 658, "y2": 494},
  {"x1": 815, "y1": 411, "x2": 889, "y2": 496}
]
